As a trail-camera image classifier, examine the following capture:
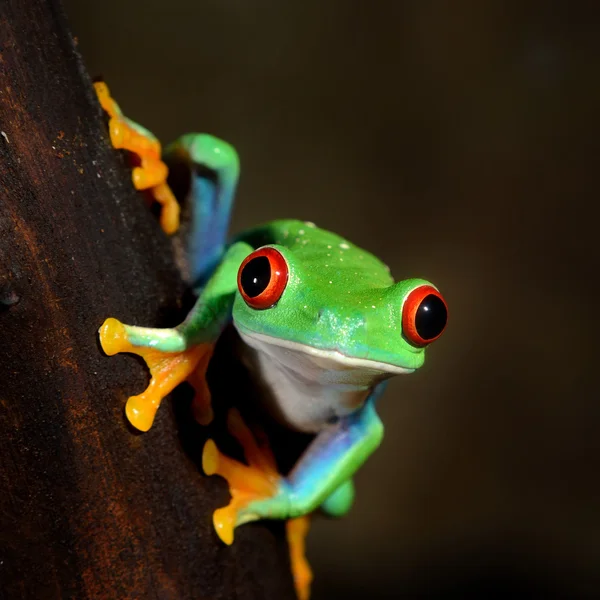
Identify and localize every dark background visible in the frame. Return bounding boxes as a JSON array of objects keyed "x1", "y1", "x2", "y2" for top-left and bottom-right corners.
[{"x1": 63, "y1": 1, "x2": 599, "y2": 598}]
